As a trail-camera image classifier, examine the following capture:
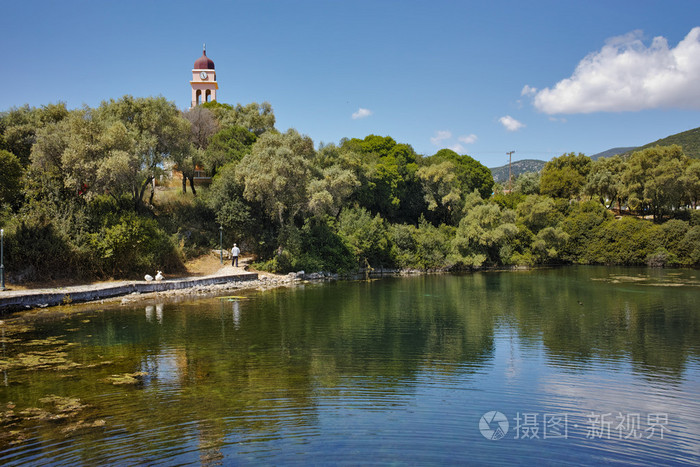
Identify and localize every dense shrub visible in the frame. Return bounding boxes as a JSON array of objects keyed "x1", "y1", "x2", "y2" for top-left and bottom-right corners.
[
  {"x1": 89, "y1": 212, "x2": 184, "y2": 278},
  {"x1": 4, "y1": 221, "x2": 93, "y2": 282},
  {"x1": 337, "y1": 206, "x2": 392, "y2": 268},
  {"x1": 659, "y1": 220, "x2": 689, "y2": 254},
  {"x1": 492, "y1": 192, "x2": 525, "y2": 211},
  {"x1": 646, "y1": 248, "x2": 678, "y2": 268},
  {"x1": 516, "y1": 195, "x2": 563, "y2": 233},
  {"x1": 297, "y1": 220, "x2": 355, "y2": 273},
  {"x1": 584, "y1": 217, "x2": 660, "y2": 265},
  {"x1": 560, "y1": 201, "x2": 613, "y2": 263},
  {"x1": 389, "y1": 223, "x2": 417, "y2": 268},
  {"x1": 690, "y1": 210, "x2": 700, "y2": 226},
  {"x1": 677, "y1": 226, "x2": 700, "y2": 266},
  {"x1": 532, "y1": 226, "x2": 570, "y2": 263},
  {"x1": 390, "y1": 219, "x2": 454, "y2": 269},
  {"x1": 254, "y1": 220, "x2": 354, "y2": 273},
  {"x1": 452, "y1": 203, "x2": 518, "y2": 267},
  {"x1": 154, "y1": 192, "x2": 219, "y2": 259},
  {"x1": 0, "y1": 149, "x2": 23, "y2": 206}
]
